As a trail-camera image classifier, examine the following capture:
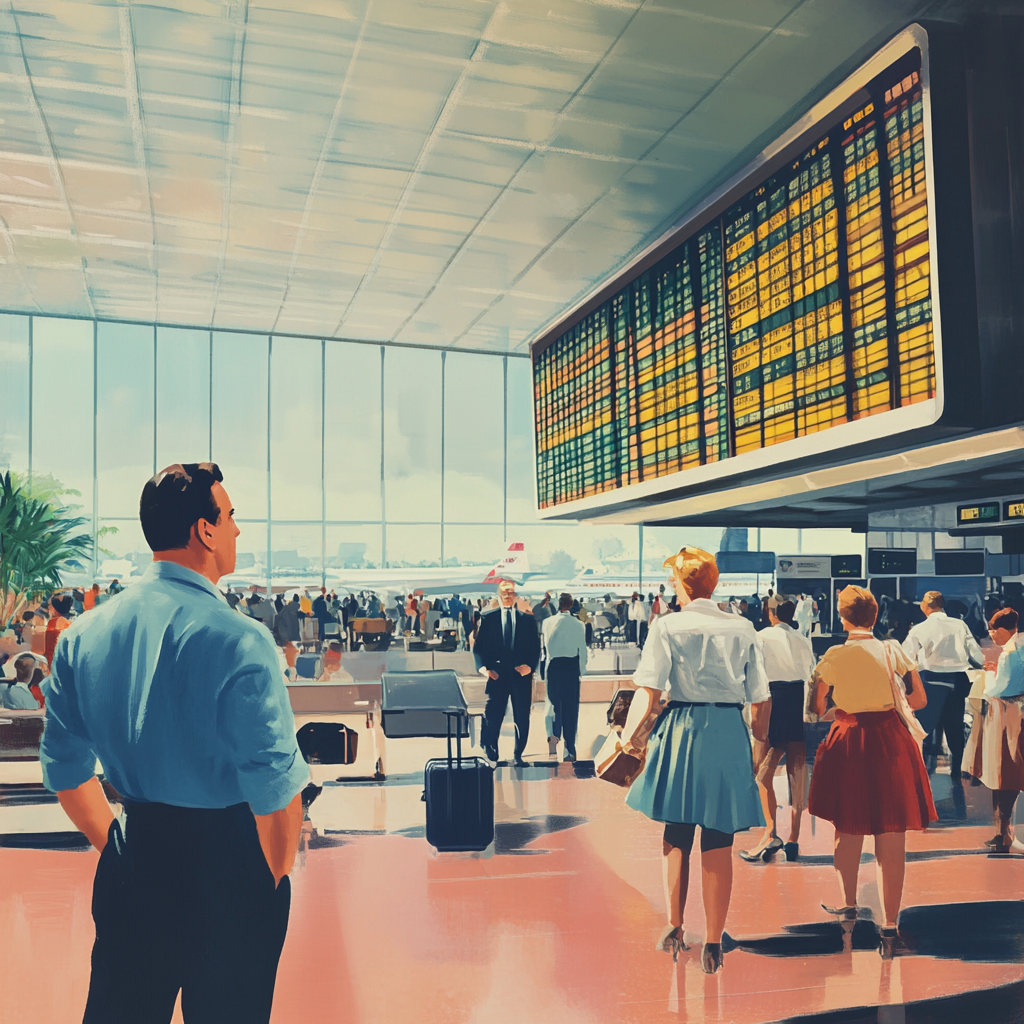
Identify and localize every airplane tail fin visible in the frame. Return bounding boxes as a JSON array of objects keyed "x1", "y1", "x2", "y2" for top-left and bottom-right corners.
[{"x1": 483, "y1": 541, "x2": 529, "y2": 582}]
